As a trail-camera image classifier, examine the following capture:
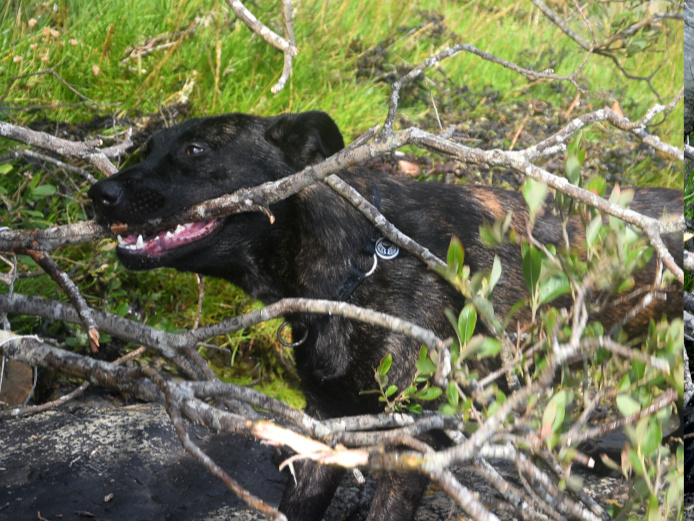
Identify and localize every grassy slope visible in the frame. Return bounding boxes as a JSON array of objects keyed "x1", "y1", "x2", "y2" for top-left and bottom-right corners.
[
  {"x1": 2, "y1": 0, "x2": 683, "y2": 138},
  {"x1": 0, "y1": 0, "x2": 684, "y2": 405}
]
